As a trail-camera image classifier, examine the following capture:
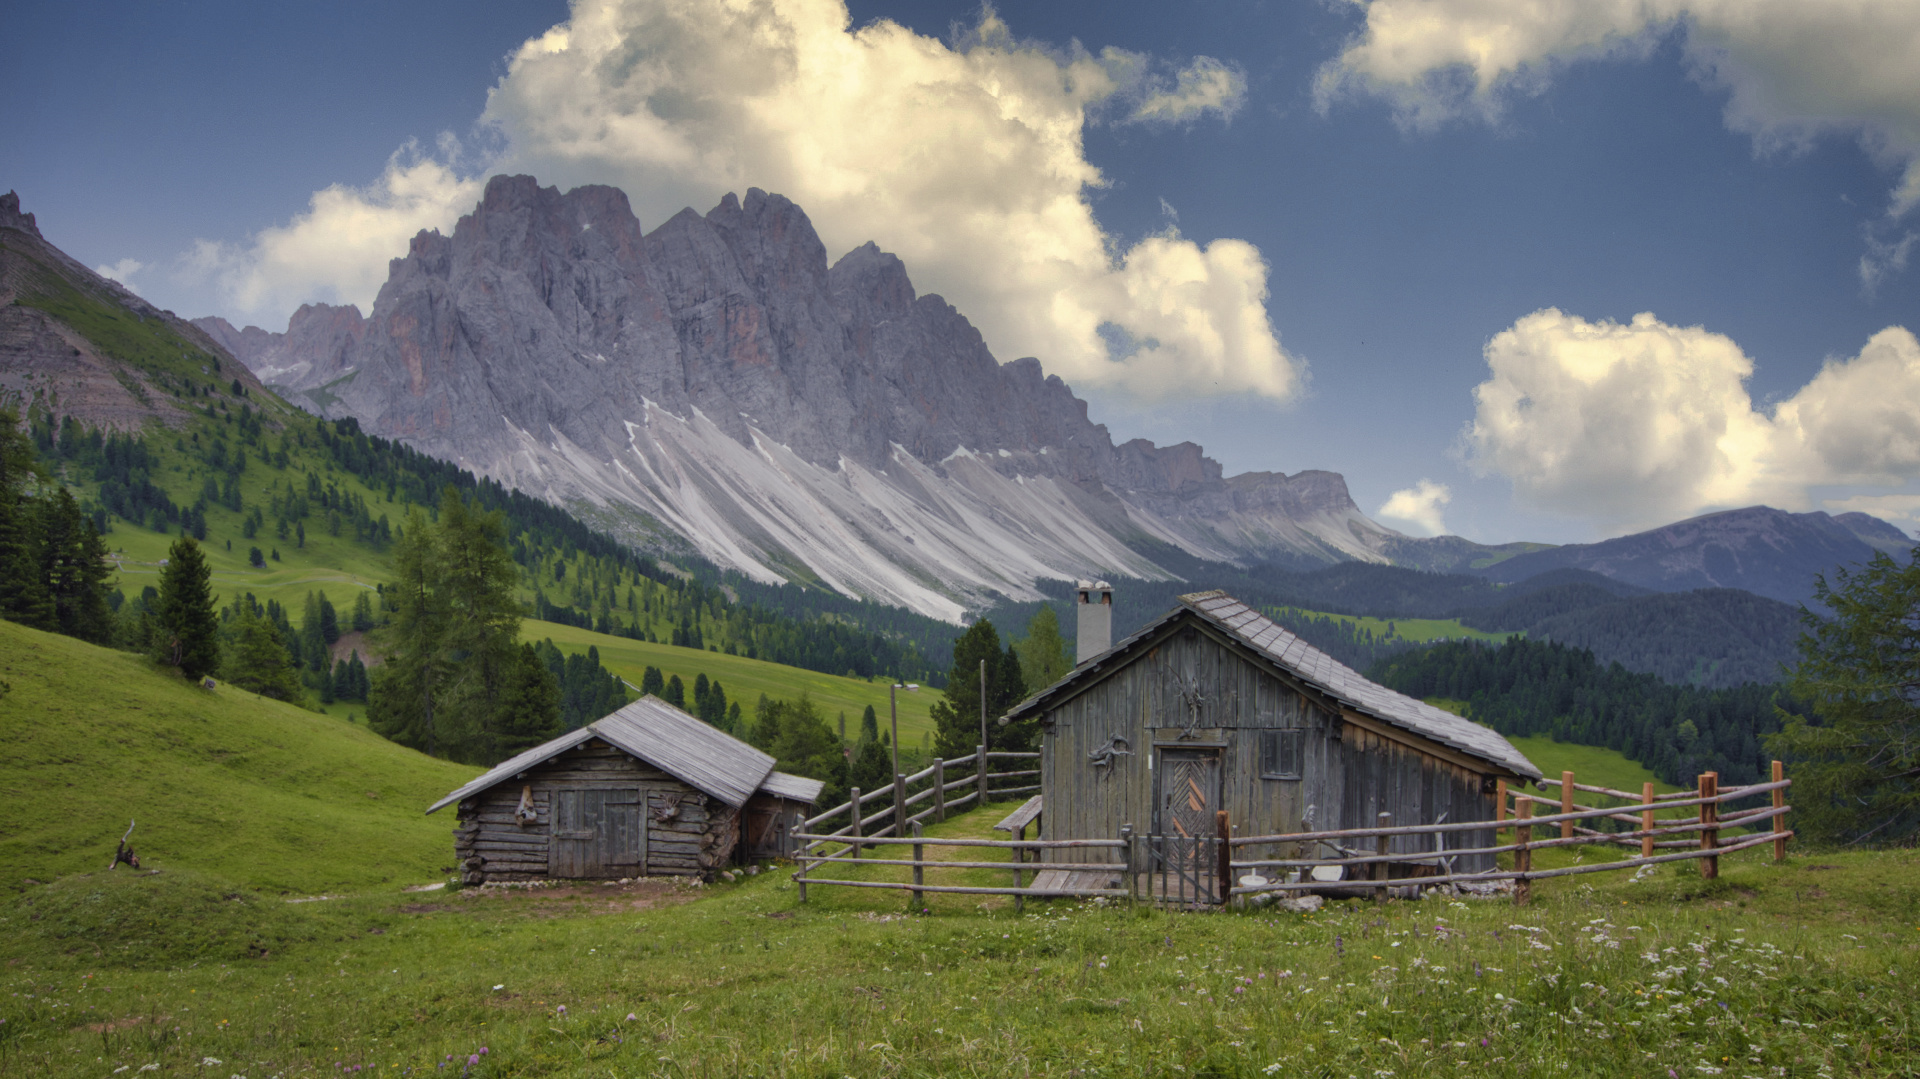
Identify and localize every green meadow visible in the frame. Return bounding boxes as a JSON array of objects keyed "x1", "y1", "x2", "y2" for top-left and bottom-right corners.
[{"x1": 4, "y1": 624, "x2": 1918, "y2": 1077}]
